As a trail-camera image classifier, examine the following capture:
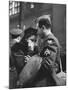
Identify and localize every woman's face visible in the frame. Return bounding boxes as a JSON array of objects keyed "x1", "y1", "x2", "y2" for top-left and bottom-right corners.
[{"x1": 26, "y1": 35, "x2": 37, "y2": 51}]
